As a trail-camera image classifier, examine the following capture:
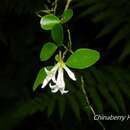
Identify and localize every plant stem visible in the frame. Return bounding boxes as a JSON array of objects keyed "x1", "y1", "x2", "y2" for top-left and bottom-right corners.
[
  {"x1": 62, "y1": 28, "x2": 73, "y2": 60},
  {"x1": 54, "y1": 0, "x2": 58, "y2": 15},
  {"x1": 65, "y1": 0, "x2": 72, "y2": 11},
  {"x1": 80, "y1": 76, "x2": 106, "y2": 130},
  {"x1": 67, "y1": 29, "x2": 72, "y2": 50}
]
